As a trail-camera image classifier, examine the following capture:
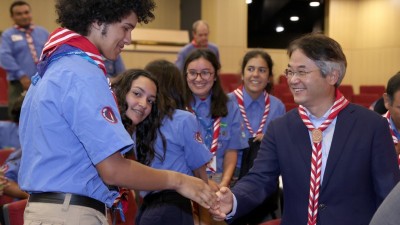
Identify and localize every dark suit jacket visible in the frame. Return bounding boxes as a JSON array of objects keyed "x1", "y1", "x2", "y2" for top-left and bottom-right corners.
[{"x1": 229, "y1": 103, "x2": 400, "y2": 225}]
